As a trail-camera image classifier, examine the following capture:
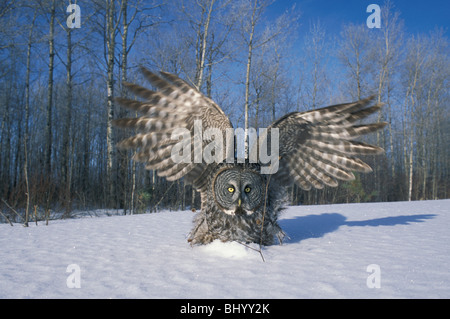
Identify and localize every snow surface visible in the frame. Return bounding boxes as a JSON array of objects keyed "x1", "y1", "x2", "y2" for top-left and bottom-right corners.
[{"x1": 0, "y1": 200, "x2": 449, "y2": 299}]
